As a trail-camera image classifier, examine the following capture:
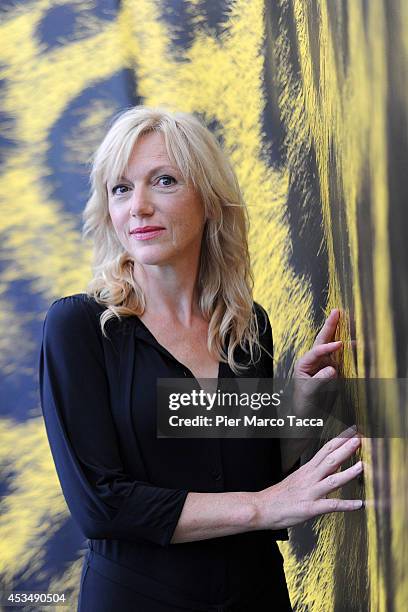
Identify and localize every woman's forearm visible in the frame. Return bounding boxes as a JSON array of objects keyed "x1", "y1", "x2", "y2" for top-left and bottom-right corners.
[
  {"x1": 170, "y1": 428, "x2": 364, "y2": 544},
  {"x1": 170, "y1": 491, "x2": 261, "y2": 543}
]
